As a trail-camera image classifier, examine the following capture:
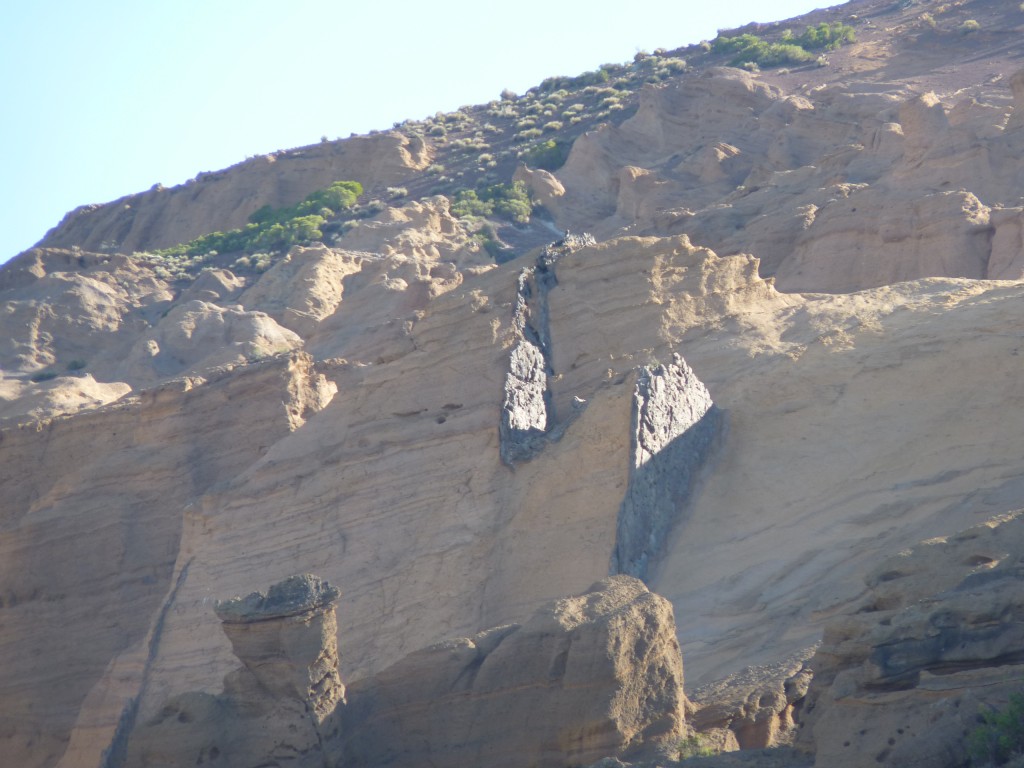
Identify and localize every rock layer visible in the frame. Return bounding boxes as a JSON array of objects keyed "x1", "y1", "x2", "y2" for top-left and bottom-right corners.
[{"x1": 798, "y1": 513, "x2": 1024, "y2": 768}]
